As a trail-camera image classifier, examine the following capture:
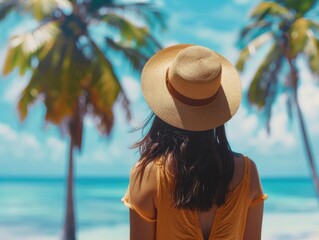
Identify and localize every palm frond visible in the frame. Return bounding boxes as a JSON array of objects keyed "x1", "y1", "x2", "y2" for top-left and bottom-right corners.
[
  {"x1": 90, "y1": 39, "x2": 123, "y2": 107},
  {"x1": 86, "y1": 0, "x2": 114, "y2": 12},
  {"x1": 104, "y1": 2, "x2": 166, "y2": 30},
  {"x1": 275, "y1": 0, "x2": 316, "y2": 17},
  {"x1": 86, "y1": 39, "x2": 130, "y2": 135},
  {"x1": 67, "y1": 0, "x2": 77, "y2": 4},
  {"x1": 248, "y1": 42, "x2": 284, "y2": 132},
  {"x1": 90, "y1": 2, "x2": 165, "y2": 30},
  {"x1": 289, "y1": 18, "x2": 310, "y2": 58},
  {"x1": 238, "y1": 20, "x2": 273, "y2": 48},
  {"x1": 103, "y1": 13, "x2": 150, "y2": 47},
  {"x1": 251, "y1": 2, "x2": 292, "y2": 21},
  {"x1": 24, "y1": 0, "x2": 72, "y2": 20},
  {"x1": 18, "y1": 73, "x2": 42, "y2": 121},
  {"x1": 45, "y1": 39, "x2": 87, "y2": 125},
  {"x1": 18, "y1": 37, "x2": 87, "y2": 125},
  {"x1": 3, "y1": 0, "x2": 162, "y2": 139},
  {"x1": 301, "y1": 19, "x2": 319, "y2": 75},
  {"x1": 304, "y1": 33, "x2": 319, "y2": 74},
  {"x1": 236, "y1": 32, "x2": 273, "y2": 71},
  {"x1": 248, "y1": 42, "x2": 283, "y2": 108},
  {"x1": 2, "y1": 21, "x2": 60, "y2": 76},
  {"x1": 106, "y1": 37, "x2": 148, "y2": 71}
]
